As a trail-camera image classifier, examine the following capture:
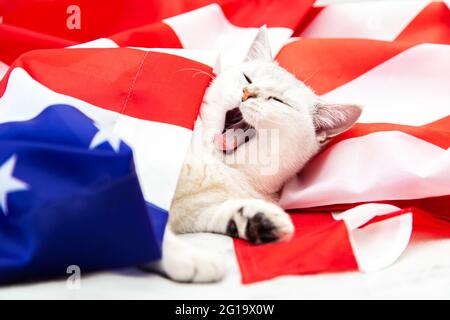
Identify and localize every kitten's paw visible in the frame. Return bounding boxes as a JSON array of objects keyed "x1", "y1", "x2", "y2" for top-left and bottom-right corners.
[
  {"x1": 226, "y1": 199, "x2": 294, "y2": 244},
  {"x1": 145, "y1": 229, "x2": 225, "y2": 283},
  {"x1": 163, "y1": 246, "x2": 225, "y2": 283},
  {"x1": 161, "y1": 231, "x2": 225, "y2": 283}
]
